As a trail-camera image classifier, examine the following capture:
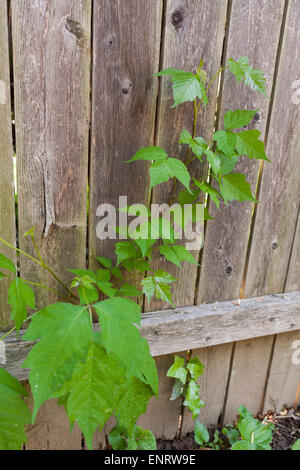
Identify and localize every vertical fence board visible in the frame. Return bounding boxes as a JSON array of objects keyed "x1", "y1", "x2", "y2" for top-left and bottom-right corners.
[
  {"x1": 148, "y1": 0, "x2": 228, "y2": 310},
  {"x1": 243, "y1": 0, "x2": 300, "y2": 417},
  {"x1": 196, "y1": 0, "x2": 286, "y2": 426},
  {"x1": 285, "y1": 209, "x2": 300, "y2": 293},
  {"x1": 88, "y1": 0, "x2": 163, "y2": 268},
  {"x1": 12, "y1": 0, "x2": 92, "y2": 449},
  {"x1": 12, "y1": 0, "x2": 91, "y2": 303},
  {"x1": 0, "y1": 0, "x2": 16, "y2": 330},
  {"x1": 89, "y1": 0, "x2": 165, "y2": 443},
  {"x1": 142, "y1": 0, "x2": 228, "y2": 439}
]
